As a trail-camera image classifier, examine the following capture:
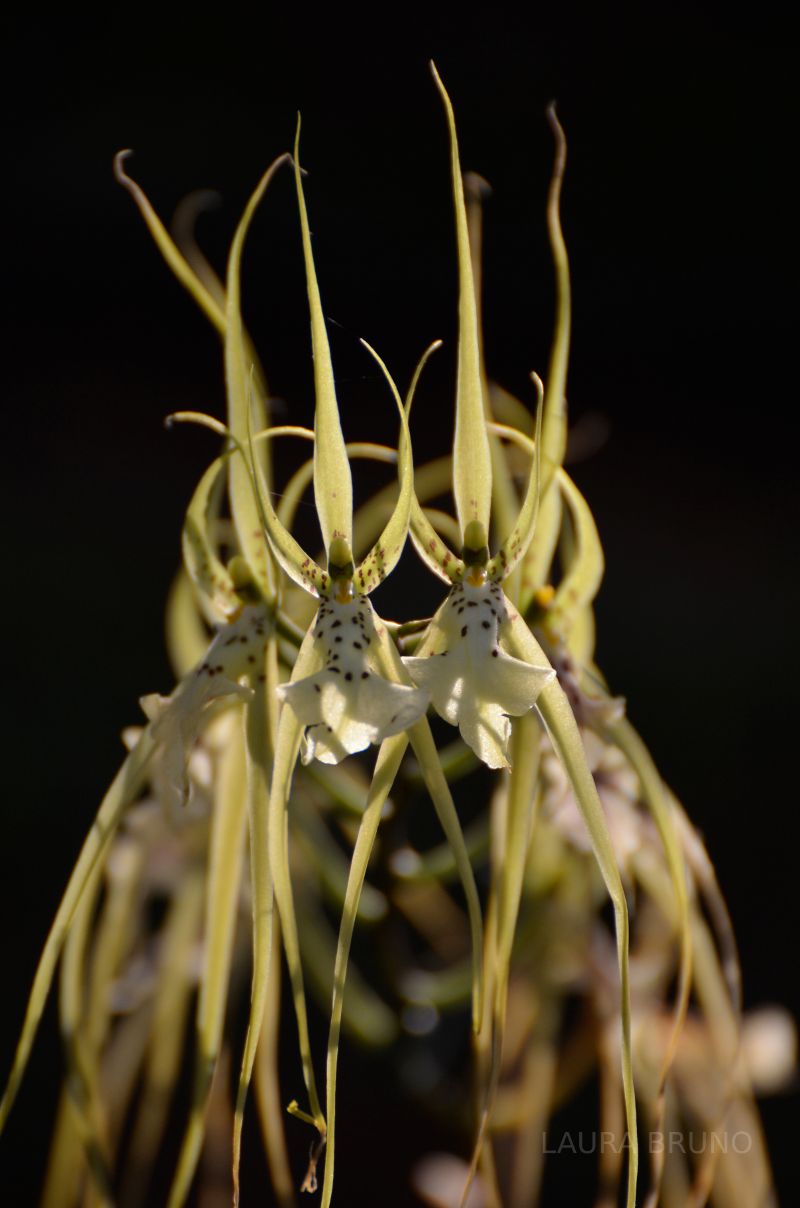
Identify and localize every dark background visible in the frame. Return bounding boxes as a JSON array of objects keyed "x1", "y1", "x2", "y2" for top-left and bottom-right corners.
[{"x1": 1, "y1": 6, "x2": 798, "y2": 1204}]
